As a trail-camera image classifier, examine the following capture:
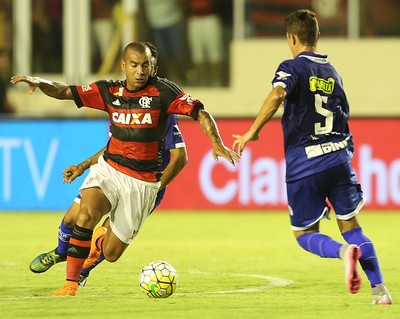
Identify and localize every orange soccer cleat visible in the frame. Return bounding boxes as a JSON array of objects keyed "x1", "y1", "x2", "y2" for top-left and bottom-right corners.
[
  {"x1": 83, "y1": 226, "x2": 107, "y2": 268},
  {"x1": 51, "y1": 281, "x2": 78, "y2": 297}
]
